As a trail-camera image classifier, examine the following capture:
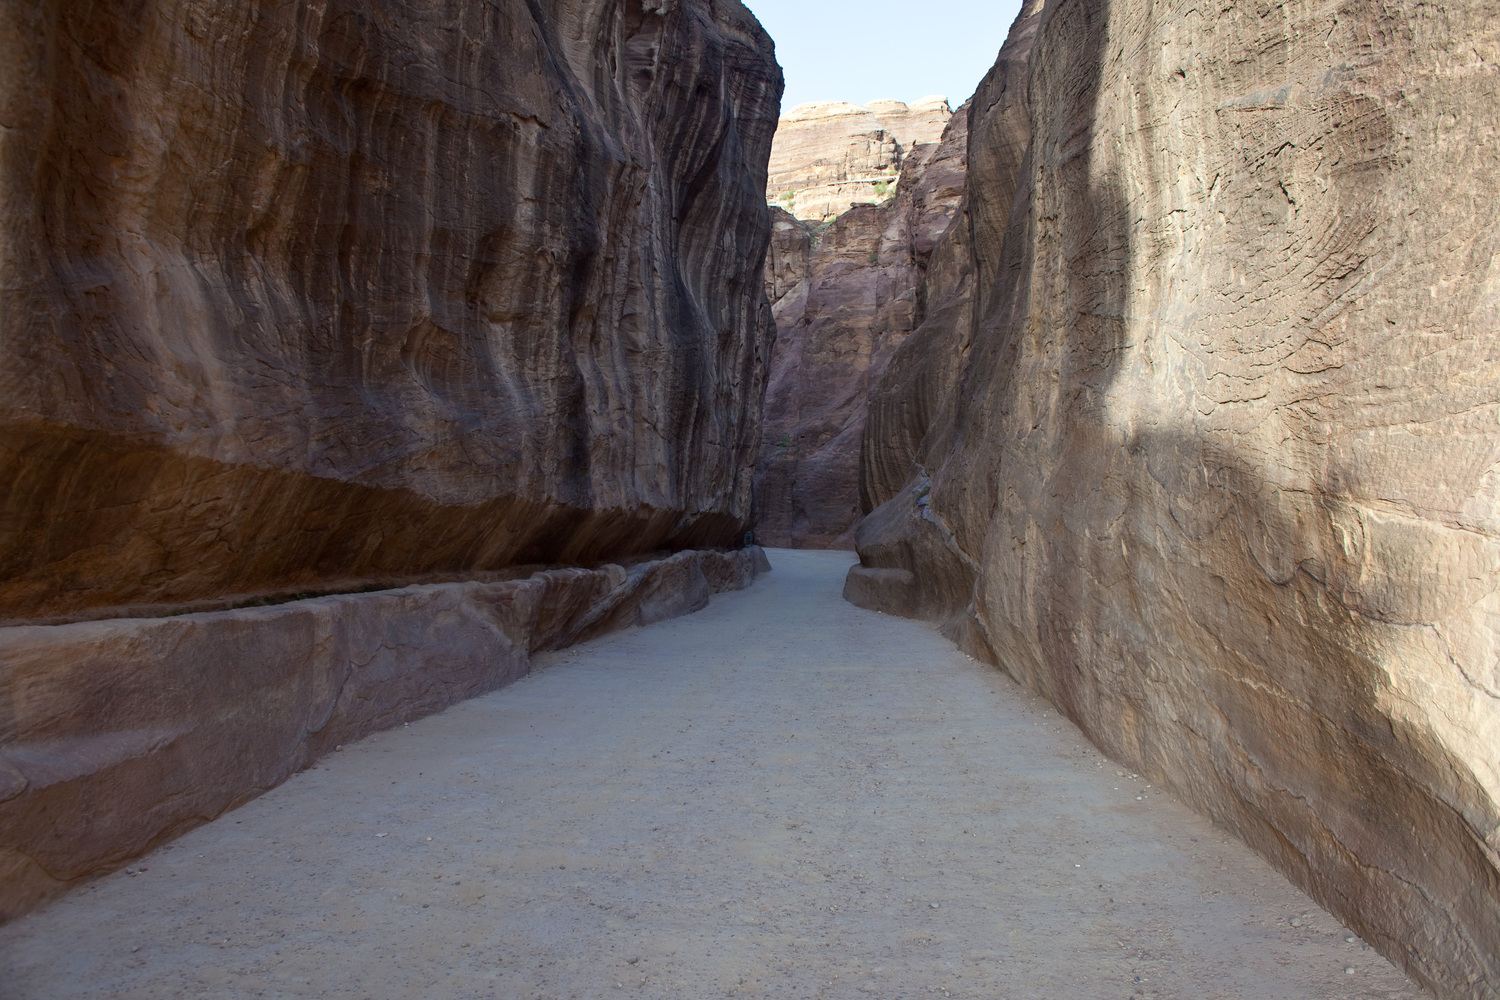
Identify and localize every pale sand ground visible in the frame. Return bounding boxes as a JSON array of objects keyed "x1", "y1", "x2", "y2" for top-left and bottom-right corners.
[{"x1": 0, "y1": 549, "x2": 1423, "y2": 1000}]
